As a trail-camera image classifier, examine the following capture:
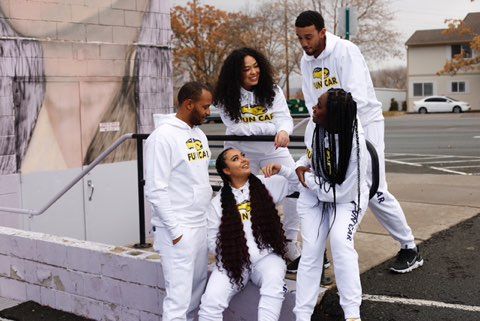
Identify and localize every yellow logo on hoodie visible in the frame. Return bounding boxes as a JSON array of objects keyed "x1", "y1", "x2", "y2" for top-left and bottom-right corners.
[
  {"x1": 240, "y1": 105, "x2": 273, "y2": 123},
  {"x1": 312, "y1": 67, "x2": 339, "y2": 90},
  {"x1": 307, "y1": 148, "x2": 312, "y2": 159},
  {"x1": 185, "y1": 138, "x2": 210, "y2": 161},
  {"x1": 237, "y1": 200, "x2": 251, "y2": 222}
]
